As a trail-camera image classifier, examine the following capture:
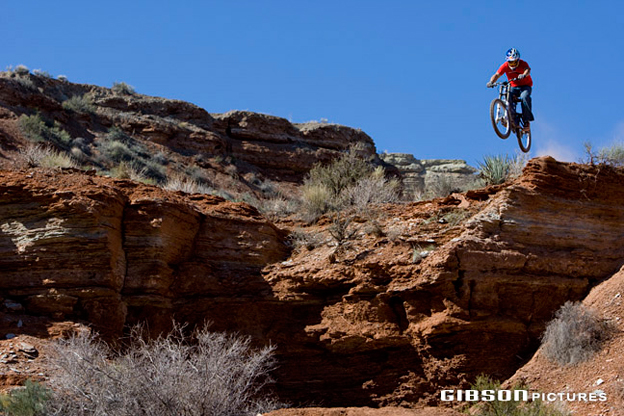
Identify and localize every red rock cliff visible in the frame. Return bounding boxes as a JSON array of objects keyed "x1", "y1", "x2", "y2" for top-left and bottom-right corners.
[{"x1": 1, "y1": 157, "x2": 623, "y2": 408}]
